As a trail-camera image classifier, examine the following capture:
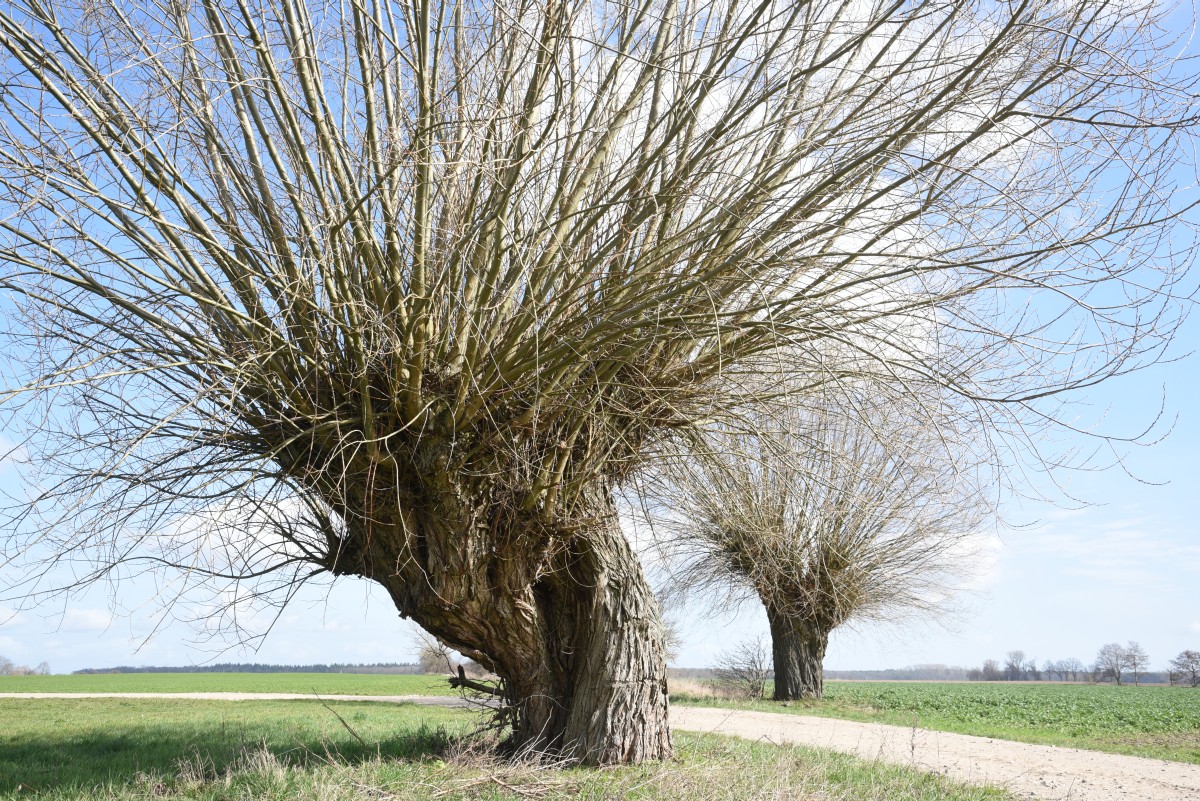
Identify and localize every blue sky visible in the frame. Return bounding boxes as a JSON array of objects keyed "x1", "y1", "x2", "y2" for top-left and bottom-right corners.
[{"x1": 1, "y1": 326, "x2": 1197, "y2": 675}]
